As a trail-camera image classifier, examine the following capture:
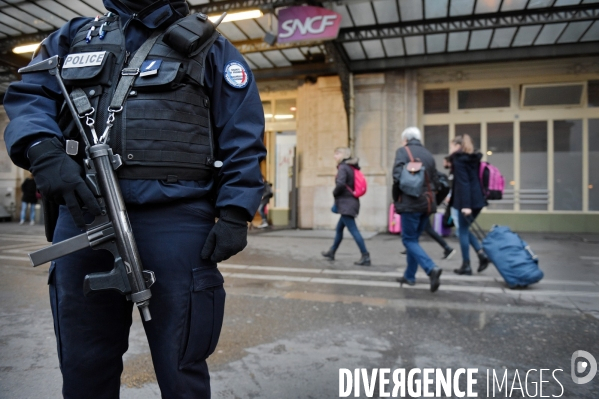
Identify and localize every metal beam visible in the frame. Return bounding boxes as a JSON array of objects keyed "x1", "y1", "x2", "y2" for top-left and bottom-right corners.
[
  {"x1": 337, "y1": 4, "x2": 599, "y2": 42},
  {"x1": 233, "y1": 38, "x2": 325, "y2": 53},
  {"x1": 191, "y1": 0, "x2": 301, "y2": 14},
  {"x1": 253, "y1": 62, "x2": 336, "y2": 80},
  {"x1": 347, "y1": 42, "x2": 599, "y2": 72}
]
